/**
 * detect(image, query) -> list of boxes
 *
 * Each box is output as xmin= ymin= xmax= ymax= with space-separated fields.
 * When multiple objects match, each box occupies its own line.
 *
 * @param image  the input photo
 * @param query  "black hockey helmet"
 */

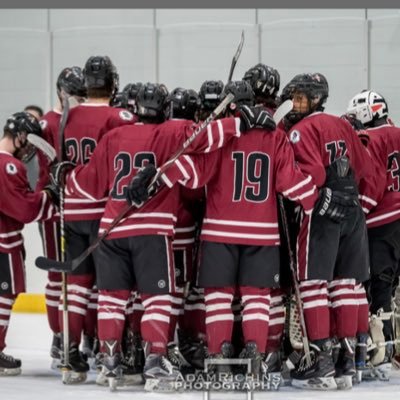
xmin=4 ymin=111 xmax=42 ymax=162
xmin=109 ymin=91 xmax=129 ymax=109
xmin=136 ymin=82 xmax=169 ymax=121
xmin=122 ymin=82 xmax=143 ymax=113
xmin=283 ymin=72 xmax=329 ymax=127
xmin=222 ymin=80 xmax=255 ymax=110
xmin=83 ymin=55 xmax=119 ymax=95
xmin=199 ymin=80 xmax=224 ymax=111
xmin=243 ymin=63 xmax=280 ymax=99
xmin=165 ymin=87 xmax=200 ymax=120
xmin=56 ymin=66 xmax=87 ymax=98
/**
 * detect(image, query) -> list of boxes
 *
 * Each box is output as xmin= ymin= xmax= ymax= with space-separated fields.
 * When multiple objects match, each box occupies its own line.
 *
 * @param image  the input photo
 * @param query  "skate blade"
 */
xmin=122 ymin=373 xmax=145 ymax=386
xmin=292 ymin=376 xmax=337 ymax=390
xmin=335 ymin=375 xmax=353 ymax=390
xmin=62 ymin=369 xmax=87 ymax=384
xmin=0 ymin=367 xmax=21 ymax=376
xmin=144 ymin=378 xmax=177 ymax=392
xmin=108 ymin=377 xmax=118 ymax=392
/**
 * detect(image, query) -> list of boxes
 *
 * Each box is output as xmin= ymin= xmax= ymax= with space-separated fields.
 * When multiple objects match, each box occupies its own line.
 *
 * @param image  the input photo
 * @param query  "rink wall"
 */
xmin=1 ymin=8 xmax=400 ymax=312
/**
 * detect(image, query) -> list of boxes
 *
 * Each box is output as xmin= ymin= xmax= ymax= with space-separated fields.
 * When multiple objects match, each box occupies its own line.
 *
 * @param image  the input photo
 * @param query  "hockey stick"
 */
xmin=35 ymin=93 xmax=235 ymax=273
xmin=57 ymin=94 xmax=72 ymax=375
xmin=27 ymin=134 xmax=57 ymax=163
xmin=227 ymin=30 xmax=245 ymax=83
xmin=278 ymin=195 xmax=312 ymax=365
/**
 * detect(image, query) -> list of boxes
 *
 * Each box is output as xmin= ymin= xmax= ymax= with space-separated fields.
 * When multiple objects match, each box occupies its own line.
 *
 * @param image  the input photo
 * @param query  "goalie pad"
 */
xmin=369 ymin=312 xmax=392 ymax=366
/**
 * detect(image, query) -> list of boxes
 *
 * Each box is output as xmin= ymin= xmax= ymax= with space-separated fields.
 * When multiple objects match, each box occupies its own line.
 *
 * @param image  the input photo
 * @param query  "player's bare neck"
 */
xmin=0 ymin=137 xmax=16 ymax=155
xmin=86 ymin=97 xmax=110 ymax=105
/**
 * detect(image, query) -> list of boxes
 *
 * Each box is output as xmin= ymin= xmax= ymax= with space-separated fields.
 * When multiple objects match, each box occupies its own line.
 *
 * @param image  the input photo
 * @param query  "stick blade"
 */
xmin=35 ymin=256 xmax=73 ymax=273
xmin=27 ymin=134 xmax=57 ymax=162
xmin=273 ymin=99 xmax=293 ymax=125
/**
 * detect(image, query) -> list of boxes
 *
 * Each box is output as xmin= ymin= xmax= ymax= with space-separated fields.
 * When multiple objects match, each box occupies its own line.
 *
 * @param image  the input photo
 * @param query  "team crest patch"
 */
xmin=39 ymin=120 xmax=48 ymax=130
xmin=6 ymin=163 xmax=17 ymax=175
xmin=290 ymin=130 xmax=301 ymax=144
xmin=119 ymin=110 xmax=134 ymax=121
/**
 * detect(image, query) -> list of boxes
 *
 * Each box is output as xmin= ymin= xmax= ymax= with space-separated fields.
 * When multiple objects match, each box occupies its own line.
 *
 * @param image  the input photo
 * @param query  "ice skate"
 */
xmin=204 ymin=341 xmax=234 ymax=382
xmin=50 ymin=334 xmax=62 ymax=371
xmin=82 ymin=334 xmax=98 ymax=370
xmin=143 ymin=353 xmax=183 ymax=392
xmin=120 ymin=333 xmax=145 ymax=385
xmin=0 ymin=351 xmax=21 ymax=376
xmin=167 ymin=342 xmax=192 ymax=374
xmin=239 ymin=341 xmax=263 ymax=377
xmin=263 ymin=350 xmax=283 ymax=386
xmin=335 ymin=337 xmax=356 ymax=390
xmin=291 ymin=340 xmax=337 ymax=390
xmin=96 ymin=341 xmax=123 ymax=392
xmin=61 ymin=345 xmax=89 ymax=384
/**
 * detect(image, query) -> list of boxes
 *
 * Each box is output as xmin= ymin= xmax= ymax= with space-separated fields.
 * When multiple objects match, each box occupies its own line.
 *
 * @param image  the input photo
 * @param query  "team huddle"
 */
xmin=0 ymin=53 xmax=399 ymax=393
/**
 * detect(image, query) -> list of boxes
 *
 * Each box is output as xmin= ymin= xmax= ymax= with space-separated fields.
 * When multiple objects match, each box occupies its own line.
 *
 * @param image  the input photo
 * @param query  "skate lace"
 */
xmin=0 ymin=352 xmax=16 ymax=362
xmin=297 ymin=351 xmax=316 ymax=372
xmin=167 ymin=346 xmax=187 ymax=367
xmin=161 ymin=356 xmax=174 ymax=374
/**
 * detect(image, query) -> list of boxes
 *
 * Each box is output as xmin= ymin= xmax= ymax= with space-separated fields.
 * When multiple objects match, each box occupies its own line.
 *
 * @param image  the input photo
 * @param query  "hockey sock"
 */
xmin=0 ymin=295 xmax=15 ymax=351
xmin=141 ymin=294 xmax=173 ymax=354
xmin=266 ymin=288 xmax=285 ymax=353
xmin=181 ymin=286 xmax=206 ymax=340
xmin=204 ymin=287 xmax=235 ymax=354
xmin=328 ymin=279 xmax=358 ymax=338
xmin=239 ymin=286 xmax=271 ymax=353
xmin=59 ymin=273 xmax=94 ymax=344
xmin=97 ymin=289 xmax=130 ymax=353
xmin=355 ymin=283 xmax=369 ymax=334
xmin=84 ymin=287 xmax=98 ymax=338
xmin=127 ymin=293 xmax=144 ymax=334
xmin=299 ymin=280 xmax=330 ymax=341
xmin=45 ymin=271 xmax=62 ymax=334
xmin=168 ymin=288 xmax=184 ymax=342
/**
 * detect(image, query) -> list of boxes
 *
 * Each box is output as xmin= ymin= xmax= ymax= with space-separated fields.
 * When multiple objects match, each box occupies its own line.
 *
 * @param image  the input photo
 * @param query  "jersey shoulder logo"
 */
xmin=290 ymin=130 xmax=301 ymax=144
xmin=119 ymin=110 xmax=134 ymax=121
xmin=39 ymin=119 xmax=48 ymax=130
xmin=5 ymin=162 xmax=18 ymax=175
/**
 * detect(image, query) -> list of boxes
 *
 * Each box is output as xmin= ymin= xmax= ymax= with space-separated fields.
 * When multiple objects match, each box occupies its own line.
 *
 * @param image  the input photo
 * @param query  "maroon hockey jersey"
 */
xmin=62 ymin=103 xmax=136 ymax=221
xmin=287 ymin=112 xmax=375 ymax=189
xmin=359 ymin=124 xmax=400 ymax=228
xmin=0 ymin=151 xmax=55 ymax=252
xmin=65 ymin=117 xmax=242 ymax=240
xmin=160 ymin=127 xmax=318 ymax=246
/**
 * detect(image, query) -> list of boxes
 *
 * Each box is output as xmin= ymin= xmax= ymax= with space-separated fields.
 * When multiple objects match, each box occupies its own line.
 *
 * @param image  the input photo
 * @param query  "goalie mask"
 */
xmin=346 ymin=90 xmax=388 ymax=128
xmin=283 ymin=72 xmax=329 ymax=128
xmin=165 ymin=87 xmax=200 ymax=121
xmin=57 ymin=66 xmax=87 ymax=99
xmin=4 ymin=111 xmax=42 ymax=162
xmin=136 ymin=82 xmax=169 ymax=122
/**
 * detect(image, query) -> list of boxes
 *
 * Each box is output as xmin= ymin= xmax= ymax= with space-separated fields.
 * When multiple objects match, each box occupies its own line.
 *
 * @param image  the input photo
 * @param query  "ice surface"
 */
xmin=3 ymin=313 xmax=400 ymax=400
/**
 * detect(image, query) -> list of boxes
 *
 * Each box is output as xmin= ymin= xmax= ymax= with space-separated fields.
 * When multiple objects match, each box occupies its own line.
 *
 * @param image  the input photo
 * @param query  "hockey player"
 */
xmin=36 ymin=66 xmax=86 ymax=369
xmin=347 ymin=90 xmax=400 ymax=378
xmin=163 ymin=87 xmax=204 ymax=371
xmin=244 ymin=63 xmax=287 ymax=373
xmin=55 ymin=82 xmax=276 ymax=391
xmin=282 ymin=73 xmax=374 ymax=390
xmin=125 ymin=81 xmax=319 ymax=380
xmin=57 ymin=55 xmax=136 ymax=383
xmin=0 ymin=112 xmax=56 ymax=375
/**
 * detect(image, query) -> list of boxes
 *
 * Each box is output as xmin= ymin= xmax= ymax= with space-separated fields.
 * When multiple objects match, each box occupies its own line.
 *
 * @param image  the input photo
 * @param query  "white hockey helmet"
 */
xmin=346 ymin=90 xmax=388 ymax=126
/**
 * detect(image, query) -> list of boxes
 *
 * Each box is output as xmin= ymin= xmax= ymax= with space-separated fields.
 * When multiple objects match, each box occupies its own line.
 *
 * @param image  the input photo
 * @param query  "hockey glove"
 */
xmin=126 ymin=164 xmax=160 ymax=207
xmin=43 ymin=182 xmax=60 ymax=209
xmin=51 ymin=161 xmax=76 ymax=186
xmin=314 ymin=187 xmax=358 ymax=223
xmin=239 ymin=105 xmax=276 ymax=132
